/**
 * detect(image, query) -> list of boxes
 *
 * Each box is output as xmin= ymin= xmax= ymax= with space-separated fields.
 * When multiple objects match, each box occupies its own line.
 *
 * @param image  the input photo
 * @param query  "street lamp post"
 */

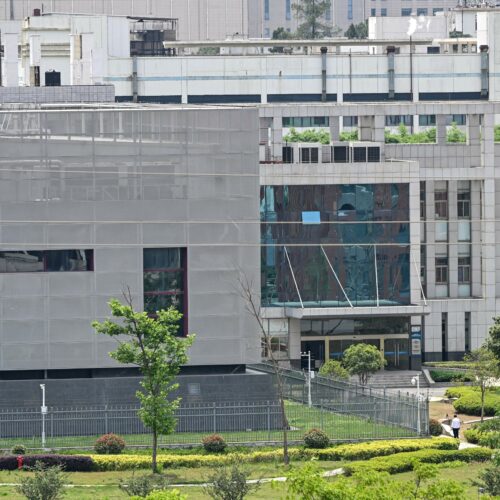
xmin=301 ymin=351 xmax=312 ymax=408
xmin=411 ymin=374 xmax=420 ymax=435
xmin=40 ymin=384 xmax=47 ymax=449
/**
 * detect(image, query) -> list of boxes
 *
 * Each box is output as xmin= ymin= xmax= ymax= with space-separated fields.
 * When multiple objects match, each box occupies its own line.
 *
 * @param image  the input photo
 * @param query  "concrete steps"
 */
xmin=362 ymin=370 xmax=430 ymax=389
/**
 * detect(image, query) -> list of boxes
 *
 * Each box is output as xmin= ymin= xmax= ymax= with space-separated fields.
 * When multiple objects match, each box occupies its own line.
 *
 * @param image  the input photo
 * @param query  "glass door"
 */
xmin=301 ymin=340 xmax=325 ymax=369
xmin=384 ymin=339 xmax=409 ymax=369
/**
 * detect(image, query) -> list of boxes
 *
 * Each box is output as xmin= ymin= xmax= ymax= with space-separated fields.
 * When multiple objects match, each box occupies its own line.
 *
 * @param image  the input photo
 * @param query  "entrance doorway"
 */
xmin=384 ymin=339 xmax=409 ymax=369
xmin=301 ymin=340 xmax=324 ymax=369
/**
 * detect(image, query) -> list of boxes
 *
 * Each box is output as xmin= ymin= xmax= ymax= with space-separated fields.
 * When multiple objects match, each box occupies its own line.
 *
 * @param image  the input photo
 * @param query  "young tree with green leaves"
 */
xmin=342 ymin=343 xmax=386 ymax=385
xmin=464 ymin=347 xmax=499 ymax=422
xmin=292 ymin=0 xmax=340 ymax=39
xmin=344 ymin=21 xmax=368 ymax=39
xmin=93 ymin=296 xmax=194 ymax=473
xmin=486 ymin=316 xmax=500 ymax=360
xmin=318 ymin=359 xmax=349 ymax=380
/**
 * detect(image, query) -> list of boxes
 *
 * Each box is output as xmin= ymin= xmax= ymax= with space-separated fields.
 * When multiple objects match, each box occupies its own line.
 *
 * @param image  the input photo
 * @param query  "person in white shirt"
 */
xmin=451 ymin=414 xmax=461 ymax=439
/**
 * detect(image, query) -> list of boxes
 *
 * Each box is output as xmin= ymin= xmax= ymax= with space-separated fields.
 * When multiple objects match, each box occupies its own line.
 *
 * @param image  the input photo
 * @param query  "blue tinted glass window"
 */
xmin=264 ymin=0 xmax=270 ymax=20
xmin=347 ymin=0 xmax=353 ymax=20
xmin=302 ymin=211 xmax=321 ymax=224
xmin=286 ymin=0 xmax=291 ymax=20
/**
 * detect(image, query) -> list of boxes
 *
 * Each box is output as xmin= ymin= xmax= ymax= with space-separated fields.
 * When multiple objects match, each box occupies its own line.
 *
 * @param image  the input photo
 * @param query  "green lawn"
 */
xmin=0 ymin=401 xmax=416 ymax=451
xmin=0 ymin=461 xmax=488 ymax=500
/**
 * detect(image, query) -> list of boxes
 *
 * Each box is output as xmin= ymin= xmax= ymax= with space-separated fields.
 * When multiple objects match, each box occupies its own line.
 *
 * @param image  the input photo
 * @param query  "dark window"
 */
xmin=367 ymin=147 xmax=380 ymax=162
xmin=282 ymin=146 xmax=294 ymax=163
xmin=353 ymin=147 xmax=367 ymax=162
xmin=282 ymin=116 xmax=329 ymax=127
xmin=264 ymin=0 xmax=269 ymax=20
xmin=371 ymin=8 xmax=376 ymax=16
xmin=286 ymin=0 xmax=291 ymax=20
xmin=433 ymin=8 xmax=444 ymax=15
xmin=427 ymin=46 xmax=440 ymax=54
xmin=333 ymin=146 xmax=349 ymax=163
xmin=143 ymin=248 xmax=187 ymax=334
xmin=457 ymin=189 xmax=471 ymax=218
xmin=0 ymin=250 xmax=93 ymax=273
xmin=442 ymin=312 xmax=448 ymax=361
xmin=300 ymin=147 xmax=319 ymax=163
xmin=381 ymin=8 xmax=387 ymax=16
xmin=385 ymin=115 xmax=413 ymax=126
xmin=417 ymin=8 xmax=428 ymax=16
xmin=45 ymin=71 xmax=61 ymax=86
xmin=420 ymin=181 xmax=426 ymax=219
xmin=464 ymin=312 xmax=471 ymax=352
xmin=436 ymin=257 xmax=448 ymax=284
xmin=401 ymin=8 xmax=412 ymax=16
xmin=446 ymin=114 xmax=466 ymax=126
xmin=419 ymin=114 xmax=436 ymax=126
xmin=435 ymin=190 xmax=448 ymax=219
xmin=458 ymin=257 xmax=471 ymax=283
xmin=343 ymin=116 xmax=358 ymax=127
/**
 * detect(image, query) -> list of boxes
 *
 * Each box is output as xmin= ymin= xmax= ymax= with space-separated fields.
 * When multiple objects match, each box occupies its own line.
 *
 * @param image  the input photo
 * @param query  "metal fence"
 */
xmin=0 ymin=366 xmax=428 ymax=450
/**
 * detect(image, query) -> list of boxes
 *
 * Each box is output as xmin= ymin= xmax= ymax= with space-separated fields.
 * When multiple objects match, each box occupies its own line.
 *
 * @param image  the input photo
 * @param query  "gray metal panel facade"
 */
xmin=0 ymin=106 xmax=261 ymax=370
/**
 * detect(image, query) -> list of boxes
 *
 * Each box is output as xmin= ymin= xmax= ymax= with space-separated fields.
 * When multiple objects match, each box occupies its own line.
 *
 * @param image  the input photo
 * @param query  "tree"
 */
xmin=92 ymin=296 xmax=195 ymax=473
xmin=318 ymin=359 xmax=349 ymax=380
xmin=272 ymin=27 xmax=294 ymax=40
xmin=238 ymin=274 xmax=291 ymax=465
xmin=342 ymin=343 xmax=386 ymax=385
xmin=464 ymin=347 xmax=499 ymax=422
xmin=344 ymin=21 xmax=368 ymax=39
xmin=486 ymin=316 xmax=500 ymax=360
xmin=16 ymin=462 xmax=66 ymax=500
xmin=292 ymin=0 xmax=340 ymax=39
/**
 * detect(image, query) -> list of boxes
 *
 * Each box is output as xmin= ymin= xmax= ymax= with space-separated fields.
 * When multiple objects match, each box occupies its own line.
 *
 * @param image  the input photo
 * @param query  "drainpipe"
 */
xmin=387 ymin=45 xmax=395 ymax=100
xmin=132 ymin=56 xmax=138 ymax=103
xmin=321 ymin=46 xmax=327 ymax=102
xmin=480 ymin=45 xmax=489 ymax=98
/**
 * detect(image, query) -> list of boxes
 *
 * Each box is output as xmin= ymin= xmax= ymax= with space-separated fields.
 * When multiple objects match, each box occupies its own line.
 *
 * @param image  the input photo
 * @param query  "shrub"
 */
xmin=23 ymin=455 xmax=94 ymax=472
xmin=89 ymin=438 xmax=457 ymax=471
xmin=318 ymin=360 xmax=349 ymax=380
xmin=202 ymin=434 xmax=227 ymax=454
xmin=94 ymin=433 xmax=126 ymax=455
xmin=132 ymin=490 xmax=187 ymax=500
xmin=474 ymin=452 xmax=500 ymax=496
xmin=477 ymin=417 xmax=500 ymax=432
xmin=203 ymin=464 xmax=260 ymax=500
xmin=344 ymin=447 xmax=492 ymax=476
xmin=283 ymin=127 xmax=331 ymax=145
xmin=479 ymin=432 xmax=500 ymax=449
xmin=428 ymin=419 xmax=443 ymax=436
xmin=429 ymin=370 xmax=473 ymax=383
xmin=16 ymin=461 xmax=66 ymax=500
xmin=12 ymin=444 xmax=27 ymax=455
xmin=445 ymin=387 xmax=500 ymax=416
xmin=464 ymin=428 xmax=482 ymax=444
xmin=119 ymin=473 xmax=170 ymax=497
xmin=303 ymin=428 xmax=330 ymax=449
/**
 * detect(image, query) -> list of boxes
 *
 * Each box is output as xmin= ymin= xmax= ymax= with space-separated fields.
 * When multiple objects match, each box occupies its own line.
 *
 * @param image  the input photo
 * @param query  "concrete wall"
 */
xmin=0 ymin=106 xmax=261 ymax=371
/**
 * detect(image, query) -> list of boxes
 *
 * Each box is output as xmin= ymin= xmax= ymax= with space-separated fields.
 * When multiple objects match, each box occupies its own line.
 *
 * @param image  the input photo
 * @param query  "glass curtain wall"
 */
xmin=260 ymin=184 xmax=410 ymax=307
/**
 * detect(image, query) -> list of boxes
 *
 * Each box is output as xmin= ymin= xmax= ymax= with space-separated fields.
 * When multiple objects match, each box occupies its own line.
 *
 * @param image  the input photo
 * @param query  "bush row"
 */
xmin=445 ymin=387 xmax=500 ymax=416
xmin=0 ymin=454 xmax=93 ymax=472
xmin=429 ymin=370 xmax=473 ymax=383
xmin=343 ymin=447 xmax=492 ymax=476
xmin=89 ymin=438 xmax=458 ymax=471
xmin=464 ymin=417 xmax=500 ymax=447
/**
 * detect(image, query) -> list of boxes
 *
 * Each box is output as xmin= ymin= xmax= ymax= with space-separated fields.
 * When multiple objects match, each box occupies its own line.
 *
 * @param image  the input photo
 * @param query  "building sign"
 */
xmin=411 ymin=327 xmax=421 ymax=356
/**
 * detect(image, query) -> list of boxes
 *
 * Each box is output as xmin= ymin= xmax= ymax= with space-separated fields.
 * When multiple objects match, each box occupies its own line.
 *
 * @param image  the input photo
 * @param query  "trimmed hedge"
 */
xmin=429 ymin=370 xmax=473 ymax=383
xmin=90 ymin=438 xmax=458 ymax=471
xmin=343 ymin=447 xmax=492 ymax=476
xmin=445 ymin=387 xmax=500 ymax=416
xmin=0 ymin=455 xmax=93 ymax=472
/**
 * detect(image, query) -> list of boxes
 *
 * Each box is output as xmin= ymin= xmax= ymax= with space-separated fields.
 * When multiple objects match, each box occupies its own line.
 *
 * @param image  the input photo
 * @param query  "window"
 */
xmin=347 ymin=0 xmax=353 ymax=20
xmin=385 ymin=115 xmax=413 ymax=126
xmin=419 ymin=115 xmax=436 ymax=126
xmin=367 ymin=147 xmax=380 ymax=162
xmin=143 ymin=248 xmax=187 ymax=334
xmin=458 ymin=257 xmax=471 ymax=283
xmin=436 ymin=257 xmax=449 ymax=284
xmin=325 ymin=4 xmax=331 ymax=20
xmin=333 ymin=146 xmax=349 ymax=163
xmin=442 ymin=312 xmax=448 ymax=361
xmin=433 ymin=8 xmax=444 ymax=15
xmin=381 ymin=8 xmax=387 ymax=16
xmin=353 ymin=147 xmax=367 ymax=162
xmin=417 ymin=8 xmax=428 ymax=16
xmin=286 ymin=0 xmax=291 ymax=20
xmin=282 ymin=146 xmax=294 ymax=163
xmin=464 ymin=312 xmax=471 ymax=352
xmin=282 ymin=116 xmax=329 ymax=127
xmin=457 ymin=190 xmax=471 ymax=218
xmin=371 ymin=8 xmax=376 ymax=16
xmin=401 ymin=8 xmax=412 ymax=16
xmin=300 ymin=147 xmax=319 ymax=163
xmin=343 ymin=116 xmax=358 ymax=127
xmin=427 ymin=46 xmax=440 ymax=54
xmin=264 ymin=0 xmax=269 ymax=20
xmin=446 ymin=114 xmax=466 ymax=126
xmin=435 ymin=190 xmax=448 ymax=219
xmin=0 ymin=250 xmax=93 ymax=273
xmin=420 ymin=181 xmax=426 ymax=219
xmin=264 ymin=27 xmax=270 ymax=37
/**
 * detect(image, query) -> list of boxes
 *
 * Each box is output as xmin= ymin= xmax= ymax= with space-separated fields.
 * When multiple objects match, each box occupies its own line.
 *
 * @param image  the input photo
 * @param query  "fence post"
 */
xmin=50 ymin=411 xmax=53 ymax=438
xmin=267 ymin=401 xmax=271 ymax=441
xmin=320 ymin=399 xmax=324 ymax=430
xmin=105 ymin=405 xmax=108 ymax=435
xmin=213 ymin=403 xmax=217 ymax=434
